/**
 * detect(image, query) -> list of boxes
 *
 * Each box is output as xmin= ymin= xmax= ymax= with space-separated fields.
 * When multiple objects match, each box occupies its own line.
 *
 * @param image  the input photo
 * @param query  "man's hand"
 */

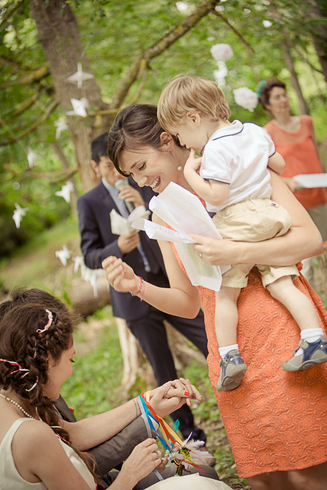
xmin=118 ymin=230 xmax=140 ymax=254
xmin=118 ymin=185 xmax=145 ymax=208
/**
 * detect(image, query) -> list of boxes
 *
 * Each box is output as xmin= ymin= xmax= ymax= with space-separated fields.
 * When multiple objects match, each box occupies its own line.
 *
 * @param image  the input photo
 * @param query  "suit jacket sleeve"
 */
xmin=87 ymin=416 xmax=151 ymax=476
xmin=77 ymin=193 xmax=123 ymax=270
xmin=55 ymin=395 xmax=151 ymax=477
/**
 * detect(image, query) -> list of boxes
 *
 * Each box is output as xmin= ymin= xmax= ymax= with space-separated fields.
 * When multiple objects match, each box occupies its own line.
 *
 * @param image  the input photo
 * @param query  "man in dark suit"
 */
xmin=77 ymin=133 xmax=210 ymax=446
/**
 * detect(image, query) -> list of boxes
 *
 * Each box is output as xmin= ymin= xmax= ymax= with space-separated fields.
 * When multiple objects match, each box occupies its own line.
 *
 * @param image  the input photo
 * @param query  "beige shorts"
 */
xmin=212 ymin=198 xmax=299 ymax=288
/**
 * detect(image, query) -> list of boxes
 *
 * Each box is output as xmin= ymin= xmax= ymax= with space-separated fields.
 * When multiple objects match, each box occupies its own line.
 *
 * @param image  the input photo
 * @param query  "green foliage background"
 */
xmin=1 ymin=0 xmax=327 ymax=258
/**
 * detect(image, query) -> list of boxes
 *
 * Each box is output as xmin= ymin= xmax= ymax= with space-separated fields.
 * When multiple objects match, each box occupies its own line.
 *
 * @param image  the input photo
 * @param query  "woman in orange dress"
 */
xmin=103 ymin=104 xmax=327 ymax=489
xmin=259 ymin=78 xmax=327 ymax=285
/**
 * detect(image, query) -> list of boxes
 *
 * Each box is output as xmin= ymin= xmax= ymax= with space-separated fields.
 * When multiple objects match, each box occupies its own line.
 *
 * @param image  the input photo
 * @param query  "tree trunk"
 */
xmin=29 ymin=0 xmax=220 ymax=193
xmin=29 ymin=0 xmax=111 ymax=192
xmin=281 ymin=34 xmax=310 ymax=115
xmin=52 ymin=142 xmax=79 ymax=215
xmin=309 ymin=0 xmax=327 ymax=84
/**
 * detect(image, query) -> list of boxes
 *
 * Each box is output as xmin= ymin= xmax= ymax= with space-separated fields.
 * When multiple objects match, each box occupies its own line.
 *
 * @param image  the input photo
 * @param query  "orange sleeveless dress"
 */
xmin=265 ymin=116 xmax=327 ymax=210
xmin=199 ymin=269 xmax=327 ymax=478
xmin=171 ymin=230 xmax=327 ymax=477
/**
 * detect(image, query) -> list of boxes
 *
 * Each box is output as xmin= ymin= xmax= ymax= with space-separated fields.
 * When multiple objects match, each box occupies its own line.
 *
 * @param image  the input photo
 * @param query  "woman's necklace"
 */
xmin=0 ymin=393 xmax=35 ymax=419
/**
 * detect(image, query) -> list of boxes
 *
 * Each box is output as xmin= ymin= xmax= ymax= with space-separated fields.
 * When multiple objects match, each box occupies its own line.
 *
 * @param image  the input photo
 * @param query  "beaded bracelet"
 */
xmin=132 ymin=276 xmax=145 ymax=302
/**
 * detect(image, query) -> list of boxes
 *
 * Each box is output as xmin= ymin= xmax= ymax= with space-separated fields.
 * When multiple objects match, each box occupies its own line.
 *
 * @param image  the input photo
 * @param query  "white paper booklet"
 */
xmin=132 ymin=182 xmax=230 ymax=292
xmin=110 ymin=205 xmax=150 ymax=235
xmin=293 ymin=173 xmax=327 ymax=188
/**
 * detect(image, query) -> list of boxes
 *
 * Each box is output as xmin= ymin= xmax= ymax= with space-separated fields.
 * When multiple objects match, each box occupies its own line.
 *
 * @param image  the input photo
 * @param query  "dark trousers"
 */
xmin=126 ymin=277 xmax=208 ymax=442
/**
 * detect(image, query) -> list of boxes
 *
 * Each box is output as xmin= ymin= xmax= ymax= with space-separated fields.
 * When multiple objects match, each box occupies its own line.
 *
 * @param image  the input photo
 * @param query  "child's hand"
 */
xmin=184 ymin=148 xmax=202 ymax=175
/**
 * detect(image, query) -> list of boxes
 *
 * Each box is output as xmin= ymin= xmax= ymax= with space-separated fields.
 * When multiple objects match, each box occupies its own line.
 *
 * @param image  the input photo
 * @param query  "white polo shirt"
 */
xmin=201 ymin=120 xmax=276 ymax=212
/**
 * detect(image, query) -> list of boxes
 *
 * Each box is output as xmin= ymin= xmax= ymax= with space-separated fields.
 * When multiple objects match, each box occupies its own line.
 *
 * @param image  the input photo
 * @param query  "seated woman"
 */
xmin=0 ymin=290 xmax=227 ymax=490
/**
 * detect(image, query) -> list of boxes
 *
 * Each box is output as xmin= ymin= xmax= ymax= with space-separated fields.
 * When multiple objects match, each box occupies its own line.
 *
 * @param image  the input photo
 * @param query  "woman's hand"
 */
xmin=102 ymin=256 xmax=139 ymax=294
xmin=189 ymin=234 xmax=237 ymax=266
xmin=148 ymin=379 xmax=202 ymax=419
xmin=281 ymin=177 xmax=305 ymax=193
xmin=115 ymin=439 xmax=163 ymax=489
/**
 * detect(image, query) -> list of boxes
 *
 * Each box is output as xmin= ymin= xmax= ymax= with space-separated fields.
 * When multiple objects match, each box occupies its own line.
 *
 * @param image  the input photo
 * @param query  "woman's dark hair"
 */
xmin=0 ymin=289 xmax=97 ymax=479
xmin=108 ymin=104 xmax=181 ymax=176
xmin=259 ymin=78 xmax=286 ymax=110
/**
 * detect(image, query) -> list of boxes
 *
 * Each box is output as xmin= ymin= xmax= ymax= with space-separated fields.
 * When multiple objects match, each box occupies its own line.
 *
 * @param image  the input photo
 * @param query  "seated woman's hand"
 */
xmin=102 ymin=256 xmax=139 ymax=294
xmin=118 ymin=439 xmax=163 ymax=487
xmin=149 ymin=379 xmax=202 ymax=418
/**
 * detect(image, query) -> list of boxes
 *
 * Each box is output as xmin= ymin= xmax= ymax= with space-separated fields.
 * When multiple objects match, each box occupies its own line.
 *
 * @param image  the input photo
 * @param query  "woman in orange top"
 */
xmin=259 ymin=79 xmax=327 ymax=284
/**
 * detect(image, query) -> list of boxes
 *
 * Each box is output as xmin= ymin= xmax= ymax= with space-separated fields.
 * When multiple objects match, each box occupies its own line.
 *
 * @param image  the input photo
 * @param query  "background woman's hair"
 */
xmin=259 ymin=78 xmax=286 ymax=110
xmin=0 ymin=289 xmax=97 ymax=479
xmin=157 ymin=75 xmax=231 ymax=129
xmin=108 ymin=104 xmax=181 ymax=176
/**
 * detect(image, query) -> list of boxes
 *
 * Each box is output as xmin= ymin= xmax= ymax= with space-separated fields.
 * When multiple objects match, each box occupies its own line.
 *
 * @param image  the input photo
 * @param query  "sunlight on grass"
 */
xmin=0 ymin=217 xmax=80 ymax=292
xmin=61 ymin=306 xmax=124 ymax=420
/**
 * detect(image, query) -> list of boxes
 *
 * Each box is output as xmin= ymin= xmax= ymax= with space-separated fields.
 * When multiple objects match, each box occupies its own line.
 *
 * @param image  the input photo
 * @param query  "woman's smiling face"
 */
xmin=119 ymin=145 xmax=179 ymax=193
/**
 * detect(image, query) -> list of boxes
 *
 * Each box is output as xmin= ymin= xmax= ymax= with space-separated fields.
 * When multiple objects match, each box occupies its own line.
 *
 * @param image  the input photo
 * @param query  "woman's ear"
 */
xmin=160 ymin=132 xmax=174 ymax=150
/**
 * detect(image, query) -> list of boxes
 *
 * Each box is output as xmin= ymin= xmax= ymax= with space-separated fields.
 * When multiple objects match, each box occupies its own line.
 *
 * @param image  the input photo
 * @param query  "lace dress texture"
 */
xmin=199 ymin=267 xmax=327 ymax=478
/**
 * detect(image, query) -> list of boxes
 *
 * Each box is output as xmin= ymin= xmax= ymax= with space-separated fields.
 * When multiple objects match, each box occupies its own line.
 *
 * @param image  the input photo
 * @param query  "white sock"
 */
xmin=219 ymin=344 xmax=239 ymax=358
xmin=294 ymin=328 xmax=324 ymax=357
xmin=300 ymin=328 xmax=323 ymax=343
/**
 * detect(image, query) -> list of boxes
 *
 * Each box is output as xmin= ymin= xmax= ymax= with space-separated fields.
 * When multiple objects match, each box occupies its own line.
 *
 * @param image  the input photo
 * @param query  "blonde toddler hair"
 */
xmin=157 ymin=75 xmax=231 ymax=130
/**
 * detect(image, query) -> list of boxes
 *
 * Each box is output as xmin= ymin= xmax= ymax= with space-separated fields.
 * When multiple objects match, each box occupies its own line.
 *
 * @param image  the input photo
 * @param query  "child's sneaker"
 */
xmin=216 ymin=349 xmax=247 ymax=392
xmin=283 ymin=335 xmax=327 ymax=372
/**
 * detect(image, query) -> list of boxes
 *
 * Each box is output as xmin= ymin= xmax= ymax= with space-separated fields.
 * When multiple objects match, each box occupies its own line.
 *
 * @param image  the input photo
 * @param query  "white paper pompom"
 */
xmin=210 ymin=43 xmax=233 ymax=61
xmin=233 ymin=87 xmax=258 ymax=112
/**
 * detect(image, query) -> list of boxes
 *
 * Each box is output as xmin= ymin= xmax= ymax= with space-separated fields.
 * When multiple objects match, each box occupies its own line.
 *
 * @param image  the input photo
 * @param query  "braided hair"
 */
xmin=0 ymin=290 xmax=97 ymax=479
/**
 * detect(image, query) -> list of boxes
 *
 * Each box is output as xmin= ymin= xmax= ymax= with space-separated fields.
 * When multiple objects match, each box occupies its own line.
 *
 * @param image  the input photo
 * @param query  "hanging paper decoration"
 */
xmin=55 ymin=119 xmax=68 ymax=140
xmin=66 ymin=98 xmax=89 ymax=117
xmin=82 ymin=267 xmax=104 ymax=298
xmin=72 ymin=256 xmax=85 ymax=275
xmin=55 ymin=181 xmax=74 ymax=203
xmin=233 ymin=87 xmax=258 ymax=112
xmin=13 ymin=203 xmax=29 ymax=228
xmin=55 ymin=244 xmax=72 ymax=266
xmin=210 ymin=43 xmax=233 ymax=62
xmin=27 ymin=147 xmax=41 ymax=168
xmin=67 ymin=62 xmax=94 ymax=89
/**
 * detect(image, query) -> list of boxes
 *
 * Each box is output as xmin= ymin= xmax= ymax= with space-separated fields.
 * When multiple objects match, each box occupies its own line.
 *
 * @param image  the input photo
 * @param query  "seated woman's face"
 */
xmin=119 ymin=145 xmax=179 ymax=194
xmin=43 ymin=343 xmax=75 ymax=400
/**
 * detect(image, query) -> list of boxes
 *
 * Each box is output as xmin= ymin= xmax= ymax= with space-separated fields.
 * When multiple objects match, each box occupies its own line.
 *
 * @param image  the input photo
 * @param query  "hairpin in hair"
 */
xmin=0 ymin=358 xmax=29 ymax=375
xmin=255 ymin=80 xmax=267 ymax=97
xmin=25 ymin=376 xmax=38 ymax=392
xmin=36 ymin=309 xmax=53 ymax=334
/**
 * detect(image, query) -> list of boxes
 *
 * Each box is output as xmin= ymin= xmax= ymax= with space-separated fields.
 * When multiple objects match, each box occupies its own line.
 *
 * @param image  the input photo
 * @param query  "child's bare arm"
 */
xmin=184 ymin=149 xmax=229 ymax=206
xmin=268 ymin=152 xmax=285 ymax=175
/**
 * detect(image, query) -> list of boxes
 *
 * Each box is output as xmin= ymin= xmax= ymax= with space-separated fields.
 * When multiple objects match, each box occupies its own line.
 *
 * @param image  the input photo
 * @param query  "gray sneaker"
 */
xmin=216 ymin=349 xmax=247 ymax=392
xmin=283 ymin=335 xmax=327 ymax=372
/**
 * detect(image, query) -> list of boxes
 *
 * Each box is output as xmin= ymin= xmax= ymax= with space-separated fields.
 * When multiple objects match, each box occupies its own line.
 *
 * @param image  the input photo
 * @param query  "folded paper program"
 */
xmin=132 ymin=182 xmax=230 ymax=292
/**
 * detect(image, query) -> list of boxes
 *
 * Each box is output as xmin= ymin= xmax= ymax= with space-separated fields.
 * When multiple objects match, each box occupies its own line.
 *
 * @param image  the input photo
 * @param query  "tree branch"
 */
xmin=0 ymin=100 xmax=58 ymax=146
xmin=3 ymin=165 xmax=78 ymax=184
xmin=293 ymin=46 xmax=323 ymax=74
xmin=109 ymin=0 xmax=220 ymax=109
xmin=130 ymin=59 xmax=148 ymax=104
xmin=0 ymin=0 xmax=28 ymax=30
xmin=4 ymin=62 xmax=50 ymax=87
xmin=211 ymin=11 xmax=255 ymax=53
xmin=3 ymin=86 xmax=53 ymax=123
